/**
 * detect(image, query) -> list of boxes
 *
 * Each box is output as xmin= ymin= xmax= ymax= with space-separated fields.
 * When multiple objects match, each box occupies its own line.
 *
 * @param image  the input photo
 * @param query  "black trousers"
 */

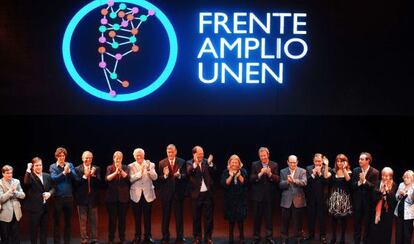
xmin=28 ymin=208 xmax=48 ymax=244
xmin=0 ymin=214 xmax=20 ymax=244
xmin=281 ymin=206 xmax=304 ymax=239
xmin=107 ymin=201 xmax=129 ymax=242
xmin=252 ymin=199 xmax=273 ymax=240
xmin=353 ymin=203 xmax=374 ymax=244
xmin=161 ymin=197 xmax=184 ymax=241
xmin=131 ymin=197 xmax=152 ymax=239
xmin=307 ymin=198 xmax=326 ymax=237
xmin=192 ymin=192 xmax=214 ymax=241
xmin=395 ymin=217 xmax=413 ymax=244
xmin=53 ymin=196 xmax=73 ymax=244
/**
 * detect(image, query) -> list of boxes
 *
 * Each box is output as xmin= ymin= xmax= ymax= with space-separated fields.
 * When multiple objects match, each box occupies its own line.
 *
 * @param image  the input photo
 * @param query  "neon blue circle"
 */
xmin=62 ymin=0 xmax=178 ymax=102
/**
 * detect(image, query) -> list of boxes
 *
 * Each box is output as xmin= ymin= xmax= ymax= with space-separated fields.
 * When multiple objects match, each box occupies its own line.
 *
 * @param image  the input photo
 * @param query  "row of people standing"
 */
xmin=305 ymin=152 xmax=414 ymax=244
xmin=1 ymin=146 xmax=413 ymax=244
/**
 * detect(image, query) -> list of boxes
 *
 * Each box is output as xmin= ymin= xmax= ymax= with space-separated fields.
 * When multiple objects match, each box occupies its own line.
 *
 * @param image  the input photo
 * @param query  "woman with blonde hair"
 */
xmin=394 ymin=170 xmax=414 ymax=244
xmin=367 ymin=167 xmax=397 ymax=244
xmin=221 ymin=154 xmax=248 ymax=243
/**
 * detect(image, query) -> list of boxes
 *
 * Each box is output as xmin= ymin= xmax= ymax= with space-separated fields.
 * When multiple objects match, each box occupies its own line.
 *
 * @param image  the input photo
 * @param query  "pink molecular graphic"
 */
xmin=98 ymin=0 xmax=155 ymax=96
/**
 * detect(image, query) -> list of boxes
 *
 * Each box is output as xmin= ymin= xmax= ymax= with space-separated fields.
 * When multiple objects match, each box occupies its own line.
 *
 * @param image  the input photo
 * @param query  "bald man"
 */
xmin=279 ymin=155 xmax=307 ymax=244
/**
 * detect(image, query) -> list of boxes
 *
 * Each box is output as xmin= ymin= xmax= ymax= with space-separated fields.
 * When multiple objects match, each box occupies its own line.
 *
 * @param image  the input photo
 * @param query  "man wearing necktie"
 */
xmin=74 ymin=151 xmax=101 ymax=244
xmin=351 ymin=152 xmax=379 ymax=244
xmin=186 ymin=146 xmax=216 ymax=244
xmin=158 ymin=144 xmax=188 ymax=244
xmin=250 ymin=147 xmax=280 ymax=244
xmin=23 ymin=157 xmax=55 ymax=244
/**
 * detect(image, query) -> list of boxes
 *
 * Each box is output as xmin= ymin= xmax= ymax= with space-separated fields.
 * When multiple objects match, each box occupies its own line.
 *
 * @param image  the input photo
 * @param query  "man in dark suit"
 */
xmin=74 ymin=151 xmax=101 ymax=244
xmin=250 ymin=147 xmax=279 ymax=244
xmin=158 ymin=144 xmax=188 ymax=244
xmin=23 ymin=157 xmax=55 ymax=244
xmin=186 ymin=146 xmax=216 ymax=244
xmin=351 ymin=152 xmax=379 ymax=244
xmin=304 ymin=153 xmax=328 ymax=243
xmin=280 ymin=155 xmax=307 ymax=244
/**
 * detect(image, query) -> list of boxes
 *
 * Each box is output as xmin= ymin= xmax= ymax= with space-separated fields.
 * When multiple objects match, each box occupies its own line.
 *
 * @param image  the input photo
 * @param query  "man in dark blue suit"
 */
xmin=158 ymin=144 xmax=188 ymax=244
xmin=23 ymin=157 xmax=55 ymax=244
xmin=250 ymin=147 xmax=279 ymax=244
xmin=186 ymin=146 xmax=216 ymax=244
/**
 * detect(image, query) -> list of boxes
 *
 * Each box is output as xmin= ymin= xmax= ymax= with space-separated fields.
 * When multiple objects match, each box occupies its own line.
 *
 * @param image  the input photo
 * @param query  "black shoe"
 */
xmin=175 ymin=237 xmax=186 ymax=244
xmin=205 ymin=239 xmax=213 ymax=244
xmin=265 ymin=238 xmax=275 ymax=244
xmin=192 ymin=239 xmax=201 ymax=244
xmin=133 ymin=237 xmax=141 ymax=244
xmin=305 ymin=235 xmax=315 ymax=241
xmin=329 ymin=238 xmax=336 ymax=244
xmin=280 ymin=238 xmax=287 ymax=244
xmin=144 ymin=237 xmax=155 ymax=244
xmin=252 ymin=239 xmax=260 ymax=244
xmin=321 ymin=236 xmax=327 ymax=244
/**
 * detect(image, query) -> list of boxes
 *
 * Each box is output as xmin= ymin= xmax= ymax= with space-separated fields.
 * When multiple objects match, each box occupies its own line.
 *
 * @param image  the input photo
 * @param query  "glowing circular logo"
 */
xmin=63 ymin=0 xmax=178 ymax=102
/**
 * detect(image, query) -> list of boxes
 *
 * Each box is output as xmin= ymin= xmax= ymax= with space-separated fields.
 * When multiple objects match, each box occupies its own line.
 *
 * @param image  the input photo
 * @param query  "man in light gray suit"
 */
xmin=279 ymin=155 xmax=307 ymax=244
xmin=129 ymin=148 xmax=158 ymax=244
xmin=0 ymin=165 xmax=26 ymax=243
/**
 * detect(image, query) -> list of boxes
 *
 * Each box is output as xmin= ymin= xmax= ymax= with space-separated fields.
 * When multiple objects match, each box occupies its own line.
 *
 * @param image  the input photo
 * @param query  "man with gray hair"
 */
xmin=158 ymin=144 xmax=188 ymax=244
xmin=129 ymin=148 xmax=157 ymax=244
xmin=250 ymin=147 xmax=279 ymax=244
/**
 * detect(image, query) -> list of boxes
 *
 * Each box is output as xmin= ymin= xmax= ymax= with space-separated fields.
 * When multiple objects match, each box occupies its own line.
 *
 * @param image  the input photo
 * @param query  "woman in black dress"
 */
xmin=324 ymin=154 xmax=352 ymax=244
xmin=221 ymin=154 xmax=248 ymax=244
xmin=367 ymin=167 xmax=397 ymax=244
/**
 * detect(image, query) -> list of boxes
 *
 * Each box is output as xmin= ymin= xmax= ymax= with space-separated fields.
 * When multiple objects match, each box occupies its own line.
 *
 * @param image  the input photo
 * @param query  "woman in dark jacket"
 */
xmin=221 ymin=154 xmax=248 ymax=244
xmin=105 ymin=151 xmax=130 ymax=244
xmin=367 ymin=167 xmax=397 ymax=244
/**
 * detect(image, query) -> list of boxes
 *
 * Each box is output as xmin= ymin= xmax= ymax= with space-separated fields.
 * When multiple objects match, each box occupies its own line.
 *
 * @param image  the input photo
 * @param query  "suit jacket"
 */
xmin=0 ymin=178 xmax=26 ymax=222
xmin=157 ymin=157 xmax=188 ymax=200
xmin=279 ymin=167 xmax=307 ymax=208
xmin=249 ymin=160 xmax=279 ymax=202
xmin=74 ymin=164 xmax=102 ymax=206
xmin=129 ymin=161 xmax=158 ymax=203
xmin=105 ymin=164 xmax=130 ymax=203
xmin=305 ymin=164 xmax=329 ymax=202
xmin=186 ymin=158 xmax=216 ymax=199
xmin=23 ymin=172 xmax=55 ymax=212
xmin=351 ymin=166 xmax=379 ymax=210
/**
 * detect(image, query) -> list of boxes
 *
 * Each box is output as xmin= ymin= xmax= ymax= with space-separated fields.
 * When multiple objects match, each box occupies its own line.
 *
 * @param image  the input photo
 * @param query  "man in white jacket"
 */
xmin=129 ymin=148 xmax=157 ymax=244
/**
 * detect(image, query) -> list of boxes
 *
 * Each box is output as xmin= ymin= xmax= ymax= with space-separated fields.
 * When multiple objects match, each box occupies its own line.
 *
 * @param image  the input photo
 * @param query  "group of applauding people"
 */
xmin=0 ymin=145 xmax=413 ymax=244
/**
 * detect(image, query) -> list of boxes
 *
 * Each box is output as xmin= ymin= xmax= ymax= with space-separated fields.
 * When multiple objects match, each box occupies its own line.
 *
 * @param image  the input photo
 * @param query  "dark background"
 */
xmin=0 ymin=0 xmax=411 ymax=115
xmin=0 ymin=0 xmax=411 ymax=185
xmin=0 ymin=0 xmax=412 ymax=241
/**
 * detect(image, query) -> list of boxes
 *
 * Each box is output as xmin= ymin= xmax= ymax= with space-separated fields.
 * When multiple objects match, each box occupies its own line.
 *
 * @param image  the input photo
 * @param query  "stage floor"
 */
xmin=18 ymin=189 xmax=401 ymax=243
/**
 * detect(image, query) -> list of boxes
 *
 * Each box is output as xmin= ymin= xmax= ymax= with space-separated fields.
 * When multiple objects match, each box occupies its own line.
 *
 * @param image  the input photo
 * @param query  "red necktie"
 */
xmin=87 ymin=167 xmax=91 ymax=193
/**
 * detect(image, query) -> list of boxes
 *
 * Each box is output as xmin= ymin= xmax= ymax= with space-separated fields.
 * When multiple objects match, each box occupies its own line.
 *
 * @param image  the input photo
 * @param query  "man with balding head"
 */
xmin=279 ymin=155 xmax=307 ymax=244
xmin=186 ymin=146 xmax=216 ymax=244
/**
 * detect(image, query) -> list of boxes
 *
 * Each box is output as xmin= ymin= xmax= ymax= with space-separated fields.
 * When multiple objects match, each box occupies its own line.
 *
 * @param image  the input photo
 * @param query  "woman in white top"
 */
xmin=394 ymin=170 xmax=414 ymax=244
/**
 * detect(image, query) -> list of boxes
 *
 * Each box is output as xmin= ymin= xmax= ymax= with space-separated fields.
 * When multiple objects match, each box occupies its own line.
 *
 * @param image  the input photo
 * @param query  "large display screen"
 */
xmin=0 ymin=0 xmax=410 ymax=115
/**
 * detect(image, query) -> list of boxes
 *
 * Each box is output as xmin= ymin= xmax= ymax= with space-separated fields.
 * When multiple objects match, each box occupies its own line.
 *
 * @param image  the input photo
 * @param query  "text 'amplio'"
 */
xmin=197 ymin=12 xmax=308 ymax=84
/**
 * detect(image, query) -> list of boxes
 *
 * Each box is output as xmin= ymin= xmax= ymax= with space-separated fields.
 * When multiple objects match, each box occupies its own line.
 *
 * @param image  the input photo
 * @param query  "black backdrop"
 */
xmin=0 ymin=0 xmax=411 ymax=115
xmin=0 ymin=0 xmax=412 ymax=180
